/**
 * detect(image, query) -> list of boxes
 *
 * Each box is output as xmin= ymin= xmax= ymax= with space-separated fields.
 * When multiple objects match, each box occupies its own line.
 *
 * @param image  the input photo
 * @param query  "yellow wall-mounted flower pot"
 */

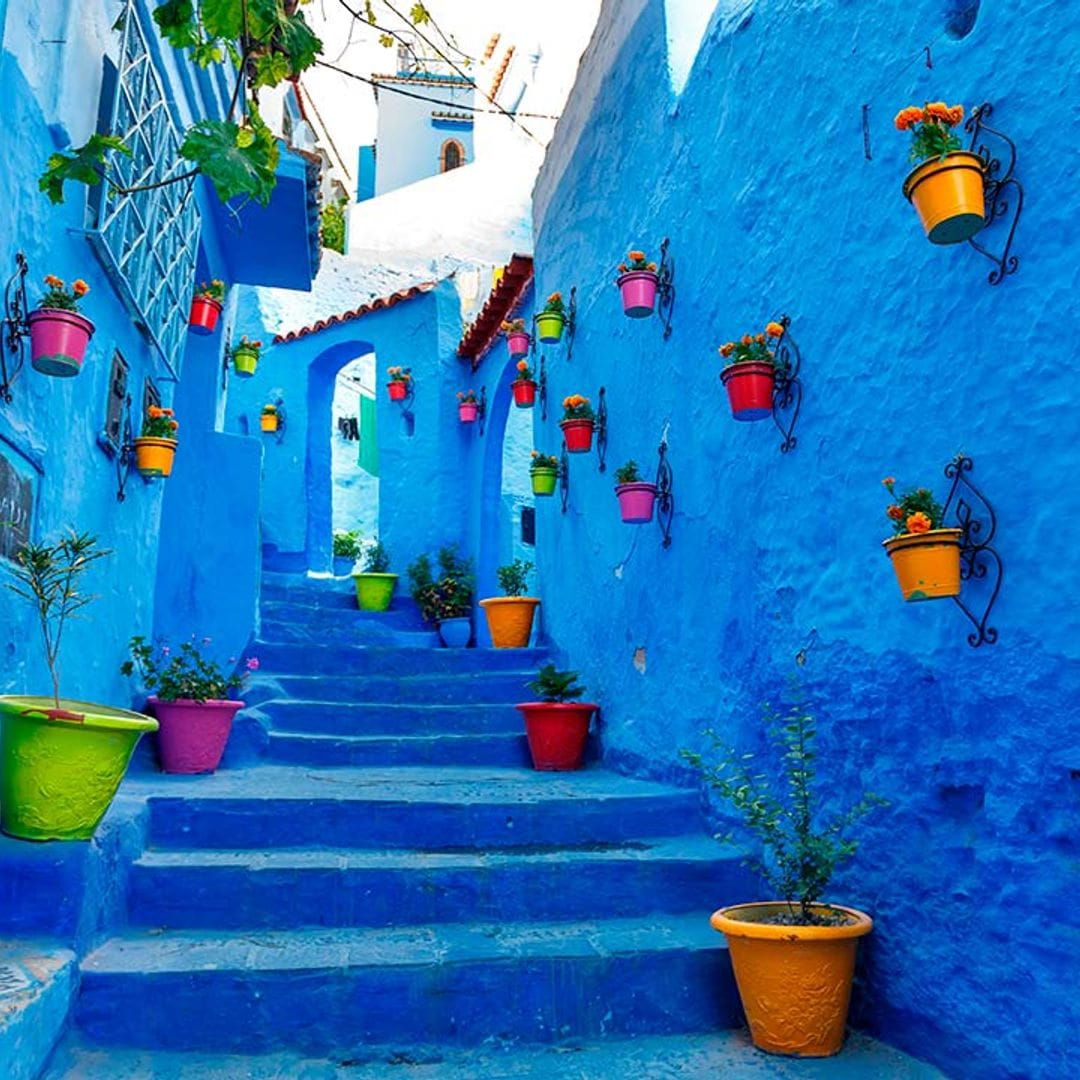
xmin=260 ymin=413 xmax=278 ymax=433
xmin=883 ymin=527 xmax=963 ymax=601
xmin=902 ymin=150 xmax=985 ymax=244
xmin=133 ymin=437 xmax=177 ymax=478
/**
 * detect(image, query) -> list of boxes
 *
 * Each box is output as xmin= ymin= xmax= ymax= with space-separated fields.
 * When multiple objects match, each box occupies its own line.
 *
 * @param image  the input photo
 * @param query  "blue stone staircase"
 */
xmin=30 ymin=572 xmax=942 ymax=1076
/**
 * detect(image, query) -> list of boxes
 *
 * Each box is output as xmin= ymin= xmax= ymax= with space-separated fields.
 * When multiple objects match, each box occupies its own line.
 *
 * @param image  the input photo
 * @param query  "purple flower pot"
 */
xmin=616 ymin=272 xmax=659 ymax=318
xmin=615 ymin=482 xmax=658 ymax=524
xmin=28 ymin=308 xmax=94 ymax=376
xmin=149 ymin=697 xmax=243 ymax=774
xmin=507 ymin=332 xmax=531 ymax=358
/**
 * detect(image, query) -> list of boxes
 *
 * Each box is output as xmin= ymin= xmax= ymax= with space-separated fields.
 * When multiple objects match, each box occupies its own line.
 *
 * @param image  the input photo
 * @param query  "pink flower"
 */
xmin=160 ymin=646 xmax=171 ymax=657
xmin=202 ymin=636 xmax=212 ymax=646
xmin=246 ymin=657 xmax=260 ymax=671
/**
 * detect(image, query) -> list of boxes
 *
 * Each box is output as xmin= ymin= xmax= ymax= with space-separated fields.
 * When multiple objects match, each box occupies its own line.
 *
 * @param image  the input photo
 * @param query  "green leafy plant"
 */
xmin=39 ymin=274 xmax=90 ymax=312
xmin=717 ymin=321 xmax=786 ymax=368
xmin=560 ymin=395 xmax=594 ymax=421
xmin=614 ymin=460 xmax=642 ymax=485
xmin=527 ymin=663 xmax=585 ymax=703
xmin=121 ymin=635 xmax=257 ymax=703
xmin=3 ymin=529 xmax=110 ymax=707
xmin=496 ymin=559 xmax=532 ymax=597
xmin=881 ymin=476 xmax=945 ymax=536
xmin=232 ymin=336 xmax=262 ymax=359
xmin=530 ymin=451 xmax=559 ymax=471
xmin=320 ymin=198 xmax=348 ymax=253
xmin=387 ymin=366 xmax=411 ymax=384
xmin=141 ymin=404 xmax=180 ymax=440
xmin=194 ymin=279 xmax=226 ymax=302
xmin=407 ymin=546 xmax=474 ymax=622
xmin=500 ymin=319 xmax=527 ymax=335
xmin=457 ymin=389 xmax=479 ymax=405
xmin=363 ymin=540 xmax=392 ymax=574
xmin=681 ymin=684 xmax=886 ymax=925
xmin=895 ymin=102 xmax=965 ymax=163
xmin=616 ymin=249 xmax=658 ymax=276
xmin=333 ymin=529 xmax=363 ymax=560
xmin=261 ymin=404 xmax=278 ymax=416
xmin=540 ymin=291 xmax=564 ymax=315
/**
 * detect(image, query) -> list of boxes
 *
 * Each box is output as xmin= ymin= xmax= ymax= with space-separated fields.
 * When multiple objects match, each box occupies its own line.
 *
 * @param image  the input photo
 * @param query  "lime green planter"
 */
xmin=536 ymin=312 xmax=565 ymax=344
xmin=353 ymin=572 xmax=399 ymax=612
xmin=0 ymin=697 xmax=157 ymax=841
xmin=232 ymin=347 xmax=259 ymax=378
xmin=531 ymin=467 xmax=558 ymax=496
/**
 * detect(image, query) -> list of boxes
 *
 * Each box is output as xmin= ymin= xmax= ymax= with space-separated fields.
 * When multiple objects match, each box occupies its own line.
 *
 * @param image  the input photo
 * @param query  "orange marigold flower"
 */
xmin=741 ymin=335 xmax=753 ymax=346
xmin=548 ymin=292 xmax=561 ymax=302
xmin=882 ymin=476 xmax=896 ymax=488
xmin=44 ymin=274 xmax=64 ymax=288
xmin=628 ymin=250 xmax=645 ymax=262
xmin=887 ymin=505 xmax=905 ymax=521
xmin=646 ymin=262 xmax=657 ymax=272
xmin=906 ymin=511 xmax=932 ymax=534
xmin=755 ymin=333 xmax=766 ymax=344
xmin=169 ymin=420 xmax=179 ymax=430
xmin=148 ymin=405 xmax=162 ymax=418
xmin=72 ymin=279 xmax=90 ymax=297
xmin=719 ymin=343 xmax=735 ymax=357
xmin=924 ymin=101 xmax=950 ymax=122
xmin=948 ymin=104 xmax=964 ymax=125
xmin=765 ymin=321 xmax=785 ymax=338
xmin=894 ymin=106 xmax=924 ymax=131
xmin=618 ymin=264 xmax=628 ymax=273
xmin=517 ymin=359 xmax=528 ymax=372
xmin=162 ymin=408 xmax=174 ymax=416
xmin=531 ymin=450 xmax=539 ymax=458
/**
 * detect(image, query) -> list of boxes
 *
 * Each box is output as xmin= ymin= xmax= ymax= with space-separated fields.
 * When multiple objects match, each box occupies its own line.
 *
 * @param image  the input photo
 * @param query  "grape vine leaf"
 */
xmin=39 ymin=135 xmax=132 ymax=205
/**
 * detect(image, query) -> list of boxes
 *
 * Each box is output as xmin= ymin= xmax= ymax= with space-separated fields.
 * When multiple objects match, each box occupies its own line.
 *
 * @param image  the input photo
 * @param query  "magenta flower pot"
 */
xmin=149 ymin=697 xmax=243 ymax=774
xmin=28 ymin=308 xmax=94 ymax=376
xmin=507 ymin=332 xmax=531 ymax=358
xmin=615 ymin=482 xmax=658 ymax=524
xmin=459 ymin=402 xmax=479 ymax=423
xmin=617 ymin=272 xmax=658 ymax=318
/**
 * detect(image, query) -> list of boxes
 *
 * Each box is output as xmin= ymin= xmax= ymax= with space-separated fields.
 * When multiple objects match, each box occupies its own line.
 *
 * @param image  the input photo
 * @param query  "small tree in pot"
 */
xmin=480 ymin=558 xmax=540 ymax=648
xmin=407 ymin=546 xmax=474 ymax=647
xmin=352 ymin=539 xmax=398 ymax=612
xmin=682 ymin=684 xmax=885 ymax=1057
xmin=516 ymin=664 xmax=598 ymax=770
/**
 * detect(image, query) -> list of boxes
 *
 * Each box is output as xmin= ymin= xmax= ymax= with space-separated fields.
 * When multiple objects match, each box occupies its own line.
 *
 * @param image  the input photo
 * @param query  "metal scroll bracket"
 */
xmin=115 ymin=394 xmax=136 ymax=502
xmin=655 ymin=432 xmax=674 ymax=548
xmin=560 ymin=441 xmax=571 ymax=515
xmin=2 ymin=252 xmax=30 ymax=403
xmin=657 ymin=238 xmax=676 ymax=340
xmin=942 ymin=453 xmax=1002 ymax=647
xmin=539 ymin=354 xmax=548 ymax=421
xmin=965 ymin=102 xmax=1022 ymax=286
xmin=772 ymin=314 xmax=803 ymax=454
xmin=477 ymin=385 xmax=488 ymax=436
xmin=595 ymin=386 xmax=608 ymax=472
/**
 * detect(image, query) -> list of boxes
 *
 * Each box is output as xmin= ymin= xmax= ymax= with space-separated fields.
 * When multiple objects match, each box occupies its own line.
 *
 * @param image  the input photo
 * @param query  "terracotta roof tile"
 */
xmin=489 ymin=46 xmax=516 ymax=100
xmin=274 ymin=282 xmax=437 ymax=344
xmin=456 ymin=254 xmax=534 ymax=368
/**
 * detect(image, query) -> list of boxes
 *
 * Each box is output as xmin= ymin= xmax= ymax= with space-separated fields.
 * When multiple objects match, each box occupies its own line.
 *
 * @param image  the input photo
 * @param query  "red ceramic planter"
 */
xmin=720 ymin=362 xmax=776 ymax=421
xmin=149 ymin=697 xmax=243 ymax=774
xmin=459 ymin=402 xmax=479 ymax=423
xmin=516 ymin=702 xmax=598 ymax=770
xmin=560 ymin=418 xmax=594 ymax=453
xmin=387 ymin=380 xmax=408 ymax=401
xmin=512 ymin=379 xmax=537 ymax=408
xmin=188 ymin=296 xmax=222 ymax=335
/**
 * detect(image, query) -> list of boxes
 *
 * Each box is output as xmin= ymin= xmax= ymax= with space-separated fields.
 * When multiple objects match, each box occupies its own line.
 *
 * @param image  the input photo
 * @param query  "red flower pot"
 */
xmin=387 ymin=380 xmax=408 ymax=401
xmin=720 ymin=362 xmax=776 ymax=421
xmin=188 ymin=296 xmax=222 ymax=335
xmin=148 ymin=697 xmax=244 ymax=774
xmin=560 ymin=418 xmax=594 ymax=453
xmin=516 ymin=702 xmax=598 ymax=770
xmin=459 ymin=402 xmax=479 ymax=423
xmin=512 ymin=379 xmax=537 ymax=408
xmin=615 ymin=482 xmax=658 ymax=524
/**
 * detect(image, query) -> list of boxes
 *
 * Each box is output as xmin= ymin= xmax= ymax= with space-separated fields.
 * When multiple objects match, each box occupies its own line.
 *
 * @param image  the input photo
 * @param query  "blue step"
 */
xmin=260 ymin=700 xmax=523 ymax=736
xmin=75 ymin=916 xmax=739 ymax=1054
xmin=258 ymin=616 xmax=439 ymax=649
xmin=126 ymin=837 xmax=749 ymax=930
xmin=260 ymin=599 xmax=427 ymax=633
xmin=263 ymin=730 xmax=533 ymax=767
xmin=261 ymin=573 xmax=426 ymax=615
xmin=136 ymin=766 xmax=702 ymax=850
xmin=259 ymin=671 xmax=537 ymax=705
xmin=0 ymin=944 xmax=77 ymax=1080
xmin=253 ymin=642 xmax=550 ymax=678
xmin=42 ymin=1031 xmax=948 ymax=1079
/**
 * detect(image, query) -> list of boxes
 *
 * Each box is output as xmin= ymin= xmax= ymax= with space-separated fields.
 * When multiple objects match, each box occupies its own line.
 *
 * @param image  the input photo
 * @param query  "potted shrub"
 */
xmin=615 ymin=250 xmax=659 ymax=318
xmin=479 ymin=559 xmax=540 ymax=648
xmin=511 ymin=358 xmax=537 ymax=408
xmin=682 ymin=687 xmax=885 ymax=1057
xmin=515 ymin=664 xmax=598 ymax=771
xmin=613 ymin=460 xmax=658 ymax=524
xmin=189 ymin=279 xmax=225 ymax=335
xmin=387 ymin=366 xmax=412 ymax=401
xmin=718 ymin=321 xmax=786 ymax=421
xmin=352 ymin=540 xmax=398 ymax=612
xmin=0 ymin=530 xmax=156 ymax=840
xmin=457 ymin=389 xmax=480 ymax=423
xmin=134 ymin=404 xmax=180 ymax=478
xmin=535 ymin=291 xmax=566 ymax=344
xmin=260 ymin=404 xmax=279 ymax=432
xmin=881 ymin=475 xmax=962 ymax=601
xmin=530 ymin=450 xmax=559 ymax=497
xmin=897 ymin=102 xmax=984 ymax=244
xmin=407 ymin=546 xmax=474 ymax=647
xmin=231 ymin=336 xmax=262 ymax=378
xmin=501 ymin=318 xmax=530 ymax=360
xmin=332 ymin=529 xmax=363 ymax=576
xmin=28 ymin=274 xmax=94 ymax=376
xmin=559 ymin=394 xmax=595 ymax=453
xmin=122 ymin=636 xmax=256 ymax=775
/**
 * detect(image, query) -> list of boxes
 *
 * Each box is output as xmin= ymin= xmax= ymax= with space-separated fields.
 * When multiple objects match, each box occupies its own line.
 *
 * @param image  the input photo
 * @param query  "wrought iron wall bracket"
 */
xmin=771 ymin=314 xmax=803 ymax=454
xmin=2 ymin=252 xmax=30 ymax=403
xmin=595 ymin=386 xmax=608 ymax=472
xmin=655 ymin=437 xmax=674 ymax=548
xmin=965 ymin=102 xmax=1022 ymax=286
xmin=477 ymin=385 xmax=488 ymax=436
xmin=943 ymin=453 xmax=1002 ymax=647
xmin=264 ymin=397 xmax=287 ymax=445
xmin=657 ymin=238 xmax=676 ymax=340
xmin=114 ymin=394 xmax=137 ymax=502
xmin=539 ymin=354 xmax=548 ymax=421
xmin=560 ymin=442 xmax=571 ymax=514
xmin=394 ymin=374 xmax=416 ymax=424
xmin=565 ymin=286 xmax=578 ymax=360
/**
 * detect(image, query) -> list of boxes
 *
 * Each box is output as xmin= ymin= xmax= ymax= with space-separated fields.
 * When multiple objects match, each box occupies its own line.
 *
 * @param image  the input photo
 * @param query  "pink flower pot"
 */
xmin=617 ymin=272 xmax=659 ymax=318
xmin=149 ymin=697 xmax=243 ymax=774
xmin=507 ymin=332 xmax=531 ymax=358
xmin=28 ymin=308 xmax=94 ymax=376
xmin=459 ymin=402 xmax=479 ymax=423
xmin=615 ymin=482 xmax=658 ymax=524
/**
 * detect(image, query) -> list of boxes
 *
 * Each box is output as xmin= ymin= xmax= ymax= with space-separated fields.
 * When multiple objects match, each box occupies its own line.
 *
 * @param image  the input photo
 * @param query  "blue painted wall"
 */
xmin=522 ymin=1 xmax=1079 ymax=1077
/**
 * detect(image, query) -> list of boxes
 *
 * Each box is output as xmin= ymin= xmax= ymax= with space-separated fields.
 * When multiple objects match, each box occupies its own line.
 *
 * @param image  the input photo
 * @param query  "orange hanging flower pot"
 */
xmin=883 ymin=527 xmax=963 ymax=601
xmin=903 ymin=150 xmax=985 ymax=244
xmin=133 ymin=437 xmax=177 ymax=478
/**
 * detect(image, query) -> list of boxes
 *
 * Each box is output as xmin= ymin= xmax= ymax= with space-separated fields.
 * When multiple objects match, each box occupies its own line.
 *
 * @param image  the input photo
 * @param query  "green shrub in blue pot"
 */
xmin=407 ymin=546 xmax=474 ymax=647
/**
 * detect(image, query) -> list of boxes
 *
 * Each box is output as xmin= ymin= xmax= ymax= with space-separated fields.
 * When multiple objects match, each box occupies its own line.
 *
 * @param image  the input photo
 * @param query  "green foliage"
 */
xmin=882 ymin=476 xmax=945 ymax=535
xmin=195 ymin=279 xmax=226 ymax=302
xmin=3 ymin=529 xmax=110 ymax=707
xmin=530 ymin=452 xmax=559 ymax=471
xmin=121 ymin=635 xmax=252 ymax=703
xmin=39 ymin=135 xmax=131 ymax=205
xmin=180 ymin=104 xmax=279 ymax=206
xmin=614 ymin=460 xmax=641 ymax=485
xmin=363 ymin=540 xmax=392 ymax=574
xmin=527 ymin=663 xmax=585 ymax=703
xmin=152 ymin=0 xmax=199 ymax=49
xmin=332 ymin=529 xmax=363 ymax=560
xmin=681 ymin=685 xmax=886 ymax=924
xmin=407 ymin=546 xmax=474 ymax=622
xmin=496 ymin=559 xmax=532 ymax=597
xmin=320 ymin=199 xmax=347 ymax=254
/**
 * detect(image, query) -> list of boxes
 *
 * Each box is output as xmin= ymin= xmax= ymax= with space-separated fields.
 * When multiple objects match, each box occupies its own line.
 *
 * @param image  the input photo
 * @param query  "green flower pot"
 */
xmin=232 ymin=347 xmax=259 ymax=378
xmin=0 ymin=697 xmax=157 ymax=841
xmin=531 ymin=467 xmax=558 ymax=496
xmin=353 ymin=572 xmax=399 ymax=612
xmin=536 ymin=312 xmax=565 ymax=344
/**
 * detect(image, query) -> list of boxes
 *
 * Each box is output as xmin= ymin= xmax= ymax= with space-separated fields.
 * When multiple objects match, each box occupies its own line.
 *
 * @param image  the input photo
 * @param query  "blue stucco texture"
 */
xmin=524 ymin=2 xmax=1079 ymax=1078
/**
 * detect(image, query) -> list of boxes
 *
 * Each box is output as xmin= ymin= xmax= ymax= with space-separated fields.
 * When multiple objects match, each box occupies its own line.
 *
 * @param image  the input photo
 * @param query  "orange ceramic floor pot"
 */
xmin=133 ymin=437 xmax=177 ymax=478
xmin=480 ymin=597 xmax=540 ymax=648
xmin=882 ymin=527 xmax=963 ymax=601
xmin=711 ymin=902 xmax=873 ymax=1057
xmin=902 ymin=150 xmax=985 ymax=244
